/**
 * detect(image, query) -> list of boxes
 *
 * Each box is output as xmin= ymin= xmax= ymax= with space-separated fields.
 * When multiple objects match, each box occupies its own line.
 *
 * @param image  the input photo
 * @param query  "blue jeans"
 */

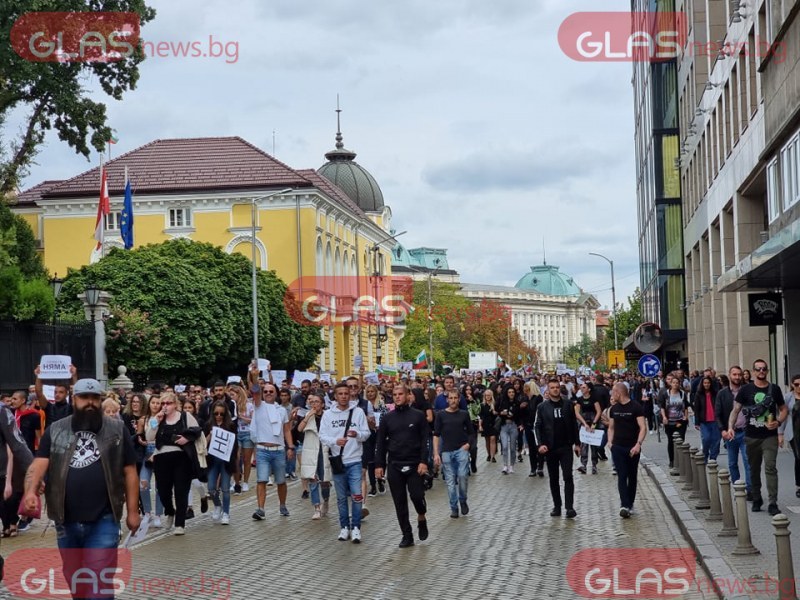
xmin=441 ymin=448 xmax=470 ymax=511
xmin=255 ymin=447 xmax=286 ymax=484
xmin=207 ymin=460 xmax=231 ymax=513
xmin=139 ymin=461 xmax=163 ymax=516
xmin=727 ymin=430 xmax=751 ymax=491
xmin=700 ymin=422 xmax=721 ymax=462
xmin=332 ymin=461 xmax=363 ymax=529
xmin=309 ymin=448 xmax=330 ymax=506
xmin=499 ymin=423 xmax=518 ymax=467
xmin=55 ymin=512 xmax=120 ymax=600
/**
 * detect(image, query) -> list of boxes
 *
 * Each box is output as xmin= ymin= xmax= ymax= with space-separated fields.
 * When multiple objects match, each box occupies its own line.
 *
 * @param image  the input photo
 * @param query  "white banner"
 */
xmin=579 ymin=428 xmax=605 ymax=447
xmin=208 ymin=427 xmax=236 ymax=462
xmin=38 ymin=355 xmax=72 ymax=380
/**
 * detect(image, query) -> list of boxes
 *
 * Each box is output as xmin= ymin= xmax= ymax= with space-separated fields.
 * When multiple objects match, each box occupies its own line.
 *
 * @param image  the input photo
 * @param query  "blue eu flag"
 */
xmin=120 ymin=171 xmax=134 ymax=250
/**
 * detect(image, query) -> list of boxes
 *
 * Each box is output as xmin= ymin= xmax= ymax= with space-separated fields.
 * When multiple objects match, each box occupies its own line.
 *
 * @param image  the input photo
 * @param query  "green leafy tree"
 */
xmin=56 ymin=240 xmax=324 ymax=382
xmin=0 ymin=1 xmax=156 ymax=193
xmin=563 ymin=333 xmax=604 ymax=369
xmin=13 ymin=276 xmax=54 ymax=321
xmin=0 ymin=198 xmax=45 ymax=277
xmin=604 ymin=288 xmax=643 ymax=352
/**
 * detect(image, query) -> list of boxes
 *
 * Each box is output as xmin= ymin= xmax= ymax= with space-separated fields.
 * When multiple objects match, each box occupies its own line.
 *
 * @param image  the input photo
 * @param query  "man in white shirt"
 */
xmin=250 ymin=383 xmax=295 ymax=520
xmin=319 ymin=382 xmax=371 ymax=543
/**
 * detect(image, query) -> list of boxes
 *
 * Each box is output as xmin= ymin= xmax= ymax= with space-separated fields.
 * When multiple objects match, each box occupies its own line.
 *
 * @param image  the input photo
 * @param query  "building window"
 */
xmin=169 ymin=208 xmax=192 ymax=228
xmin=104 ymin=211 xmax=121 ymax=231
xmin=782 ymin=135 xmax=800 ymax=211
xmin=767 ymin=157 xmax=781 ymax=223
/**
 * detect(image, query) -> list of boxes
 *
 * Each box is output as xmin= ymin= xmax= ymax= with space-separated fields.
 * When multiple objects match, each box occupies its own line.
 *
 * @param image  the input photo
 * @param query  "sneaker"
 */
xmin=767 ymin=503 xmax=780 ymax=516
xmin=185 ymin=507 xmax=195 ymax=520
xmin=752 ymin=501 xmax=763 ymax=512
xmin=267 ymin=479 xmax=274 ymax=486
xmin=221 ymin=513 xmax=230 ymax=525
xmin=592 ymin=467 xmax=598 ymax=475
xmin=577 ymin=466 xmax=587 ymax=474
xmin=338 ymin=527 xmax=350 ymax=541
xmin=152 ymin=516 xmax=162 ymax=528
xmin=301 ymin=490 xmax=310 ymax=499
xmin=418 ymin=519 xmax=429 ymax=540
xmin=450 ymin=510 xmax=459 ymax=518
xmin=368 ymin=487 xmax=377 ymax=497
xmin=252 ymin=509 xmax=265 ymax=521
xmin=378 ymin=479 xmax=386 ymax=494
xmin=279 ymin=505 xmax=290 ymax=517
xmin=16 ymin=521 xmax=30 ymax=533
xmin=550 ymin=507 xmax=561 ymax=517
xmin=351 ymin=527 xmax=362 ymax=544
xmin=321 ymin=500 xmax=329 ymax=517
xmin=508 ymin=465 xmax=514 ymax=474
xmin=200 ymin=496 xmax=209 ymax=514
xmin=528 ymin=472 xmax=537 ymax=477
xmin=233 ymin=484 xmax=242 ymax=495
xmin=241 ymin=482 xmax=250 ymax=492
xmin=501 ymin=466 xmax=508 ymax=474
xmin=537 ymin=470 xmax=544 ymax=477
xmin=620 ymin=507 xmax=631 ymax=519
xmin=565 ymin=508 xmax=577 ymax=519
xmin=612 ymin=469 xmax=617 ymax=476
xmin=399 ymin=536 xmax=414 ymax=548
xmin=211 ymin=506 xmax=222 ymax=521
xmin=229 ymin=482 xmax=235 ymax=492
xmin=312 ymin=508 xmax=321 ymax=520
xmin=165 ymin=516 xmax=174 ymax=529
xmin=517 ymin=454 xmax=523 ymax=462
xmin=460 ymin=500 xmax=469 ymax=515
xmin=173 ymin=527 xmax=185 ymax=535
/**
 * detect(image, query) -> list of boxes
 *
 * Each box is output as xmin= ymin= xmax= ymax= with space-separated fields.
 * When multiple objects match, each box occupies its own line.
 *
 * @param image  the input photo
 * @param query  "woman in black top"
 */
xmin=478 ymin=389 xmax=498 ymax=463
xmin=496 ymin=386 xmax=522 ymax=474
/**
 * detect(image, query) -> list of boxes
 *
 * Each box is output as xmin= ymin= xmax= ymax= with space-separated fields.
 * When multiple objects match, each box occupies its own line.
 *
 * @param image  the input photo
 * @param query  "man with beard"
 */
xmin=23 ymin=379 xmax=139 ymax=600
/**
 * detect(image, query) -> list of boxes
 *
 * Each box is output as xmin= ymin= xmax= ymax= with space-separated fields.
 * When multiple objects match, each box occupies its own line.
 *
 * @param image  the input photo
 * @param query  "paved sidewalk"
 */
xmin=642 ymin=425 xmax=800 ymax=599
xmin=0 ymin=448 xmax=716 ymax=600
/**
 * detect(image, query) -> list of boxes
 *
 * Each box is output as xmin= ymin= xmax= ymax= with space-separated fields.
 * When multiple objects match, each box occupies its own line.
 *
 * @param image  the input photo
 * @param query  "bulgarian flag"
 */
xmin=94 ymin=165 xmax=110 ymax=250
xmin=413 ymin=349 xmax=428 ymax=369
xmin=497 ymin=355 xmax=504 ymax=365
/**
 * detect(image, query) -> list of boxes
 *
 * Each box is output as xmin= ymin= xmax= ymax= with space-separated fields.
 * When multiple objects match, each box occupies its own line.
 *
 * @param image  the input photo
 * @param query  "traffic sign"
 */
xmin=638 ymin=354 xmax=661 ymax=377
xmin=607 ymin=350 xmax=626 ymax=368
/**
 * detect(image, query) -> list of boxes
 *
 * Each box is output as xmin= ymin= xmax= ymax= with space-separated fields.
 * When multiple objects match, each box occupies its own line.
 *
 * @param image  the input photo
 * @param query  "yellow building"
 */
xmin=11 ymin=133 xmax=402 ymax=375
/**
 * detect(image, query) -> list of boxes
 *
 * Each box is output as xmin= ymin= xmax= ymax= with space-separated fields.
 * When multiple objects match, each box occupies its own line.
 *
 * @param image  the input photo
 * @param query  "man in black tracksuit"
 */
xmin=375 ymin=384 xmax=430 ymax=548
xmin=534 ymin=378 xmax=580 ymax=518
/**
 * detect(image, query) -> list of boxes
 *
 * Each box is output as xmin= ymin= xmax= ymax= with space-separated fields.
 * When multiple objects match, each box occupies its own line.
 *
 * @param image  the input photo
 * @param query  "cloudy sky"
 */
xmin=16 ymin=0 xmax=639 ymax=310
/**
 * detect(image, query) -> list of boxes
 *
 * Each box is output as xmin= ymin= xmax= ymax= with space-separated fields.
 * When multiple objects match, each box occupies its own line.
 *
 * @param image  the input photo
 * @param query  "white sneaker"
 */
xmin=508 ymin=466 xmax=514 ymax=474
xmin=338 ymin=527 xmax=350 ymax=541
xmin=229 ymin=482 xmax=235 ymax=492
xmin=351 ymin=527 xmax=362 ymax=544
xmin=267 ymin=478 xmax=274 ymax=486
xmin=312 ymin=508 xmax=321 ymax=520
xmin=241 ymin=482 xmax=250 ymax=492
xmin=152 ymin=515 xmax=162 ymax=528
xmin=211 ymin=506 xmax=222 ymax=521
xmin=165 ymin=516 xmax=174 ymax=529
xmin=221 ymin=513 xmax=230 ymax=525
xmin=173 ymin=526 xmax=185 ymax=535
xmin=502 ymin=466 xmax=508 ymax=474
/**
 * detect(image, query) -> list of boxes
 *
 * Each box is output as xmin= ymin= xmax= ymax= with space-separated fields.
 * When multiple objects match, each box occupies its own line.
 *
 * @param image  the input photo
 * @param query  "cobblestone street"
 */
xmin=1 ymin=449 xmax=715 ymax=600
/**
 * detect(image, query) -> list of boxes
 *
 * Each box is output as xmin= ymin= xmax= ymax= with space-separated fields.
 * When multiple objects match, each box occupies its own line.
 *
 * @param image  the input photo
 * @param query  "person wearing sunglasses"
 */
xmin=779 ymin=374 xmax=800 ymax=498
xmin=727 ymin=359 xmax=789 ymax=515
xmin=205 ymin=402 xmax=238 ymax=524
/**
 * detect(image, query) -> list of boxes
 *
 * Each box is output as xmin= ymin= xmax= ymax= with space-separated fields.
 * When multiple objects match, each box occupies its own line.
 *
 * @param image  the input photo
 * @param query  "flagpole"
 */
xmin=99 ymin=153 xmax=105 ymax=259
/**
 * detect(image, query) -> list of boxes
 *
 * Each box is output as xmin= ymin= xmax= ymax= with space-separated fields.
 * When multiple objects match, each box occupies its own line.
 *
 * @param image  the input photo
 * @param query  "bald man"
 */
xmin=608 ymin=383 xmax=647 ymax=518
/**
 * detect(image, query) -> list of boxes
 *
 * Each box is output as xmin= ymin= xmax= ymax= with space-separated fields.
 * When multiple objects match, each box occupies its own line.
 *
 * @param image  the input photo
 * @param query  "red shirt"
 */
xmin=704 ymin=392 xmax=715 ymax=422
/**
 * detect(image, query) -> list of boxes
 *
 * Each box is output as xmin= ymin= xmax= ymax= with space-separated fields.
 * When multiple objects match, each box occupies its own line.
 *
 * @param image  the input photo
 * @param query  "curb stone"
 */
xmin=641 ymin=456 xmax=751 ymax=600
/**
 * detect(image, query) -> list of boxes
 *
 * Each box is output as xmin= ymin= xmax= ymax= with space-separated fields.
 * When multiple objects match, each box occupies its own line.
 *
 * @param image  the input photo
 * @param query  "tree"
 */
xmin=0 ymin=1 xmax=156 ymax=194
xmin=604 ymin=288 xmax=643 ymax=353
xmin=0 ymin=198 xmax=45 ymax=277
xmin=56 ymin=240 xmax=325 ymax=382
xmin=563 ymin=334 xmax=604 ymax=369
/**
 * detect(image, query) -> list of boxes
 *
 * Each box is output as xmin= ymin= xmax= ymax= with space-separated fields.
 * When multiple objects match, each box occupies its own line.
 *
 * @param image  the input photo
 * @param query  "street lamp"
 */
xmin=368 ymin=230 xmax=407 ymax=367
xmin=79 ymin=284 xmax=112 ymax=387
xmin=589 ymin=252 xmax=618 ymax=351
xmin=251 ymin=188 xmax=293 ymax=361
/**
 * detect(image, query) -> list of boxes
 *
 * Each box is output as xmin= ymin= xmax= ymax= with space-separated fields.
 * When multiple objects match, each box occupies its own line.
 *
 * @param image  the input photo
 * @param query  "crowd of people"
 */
xmin=1 ymin=358 xmax=798 ymax=597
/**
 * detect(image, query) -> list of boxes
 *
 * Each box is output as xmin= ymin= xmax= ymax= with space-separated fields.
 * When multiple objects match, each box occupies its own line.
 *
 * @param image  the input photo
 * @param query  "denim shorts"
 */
xmin=238 ymin=430 xmax=254 ymax=449
xmin=256 ymin=447 xmax=286 ymax=484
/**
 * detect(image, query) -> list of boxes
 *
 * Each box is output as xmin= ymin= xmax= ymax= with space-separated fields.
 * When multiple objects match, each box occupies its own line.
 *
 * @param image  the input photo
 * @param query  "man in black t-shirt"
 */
xmin=727 ymin=359 xmax=788 ymax=515
xmin=23 ymin=378 xmax=139 ymax=600
xmin=433 ymin=390 xmax=475 ymax=518
xmin=608 ymin=383 xmax=647 ymax=518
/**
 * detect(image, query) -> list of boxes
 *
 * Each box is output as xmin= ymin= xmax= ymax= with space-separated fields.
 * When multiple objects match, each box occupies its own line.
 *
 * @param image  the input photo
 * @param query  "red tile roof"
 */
xmin=12 ymin=180 xmax=64 ymax=206
xmin=27 ymin=137 xmax=318 ymax=201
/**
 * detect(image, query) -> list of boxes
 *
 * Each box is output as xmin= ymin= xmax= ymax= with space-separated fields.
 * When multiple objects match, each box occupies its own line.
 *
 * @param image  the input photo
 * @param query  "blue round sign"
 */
xmin=638 ymin=354 xmax=661 ymax=377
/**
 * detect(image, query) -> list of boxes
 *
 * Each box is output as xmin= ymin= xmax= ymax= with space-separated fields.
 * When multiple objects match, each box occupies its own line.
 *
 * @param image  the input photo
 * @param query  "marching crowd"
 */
xmin=0 ymin=358 xmax=799 ymax=597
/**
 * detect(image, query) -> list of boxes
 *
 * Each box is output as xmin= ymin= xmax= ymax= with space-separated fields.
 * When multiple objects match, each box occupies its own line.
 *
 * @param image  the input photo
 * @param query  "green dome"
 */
xmin=514 ymin=264 xmax=581 ymax=296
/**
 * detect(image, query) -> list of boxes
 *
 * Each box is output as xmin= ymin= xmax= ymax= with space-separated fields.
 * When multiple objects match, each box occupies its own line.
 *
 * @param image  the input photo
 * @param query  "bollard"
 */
xmin=689 ymin=447 xmax=701 ymax=498
xmin=706 ymin=460 xmax=722 ymax=521
xmin=717 ymin=469 xmax=737 ymax=536
xmin=694 ymin=452 xmax=710 ymax=509
xmin=772 ymin=513 xmax=798 ymax=600
xmin=670 ymin=432 xmax=681 ymax=476
xmin=681 ymin=443 xmax=694 ymax=491
xmin=731 ymin=480 xmax=759 ymax=555
xmin=676 ymin=436 xmax=688 ymax=482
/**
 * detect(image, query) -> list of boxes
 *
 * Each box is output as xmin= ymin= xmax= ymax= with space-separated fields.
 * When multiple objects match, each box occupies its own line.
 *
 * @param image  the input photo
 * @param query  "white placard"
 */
xmin=257 ymin=358 xmax=270 ymax=378
xmin=123 ymin=513 xmax=151 ymax=548
xmin=42 ymin=385 xmax=55 ymax=402
xmin=354 ymin=355 xmax=363 ymax=369
xmin=272 ymin=370 xmax=288 ymax=385
xmin=208 ymin=427 xmax=236 ymax=462
xmin=364 ymin=372 xmax=379 ymax=385
xmin=320 ymin=373 xmax=332 ymax=383
xmin=291 ymin=371 xmax=315 ymax=388
xmin=374 ymin=411 xmax=382 ymax=427
xmin=38 ymin=355 xmax=72 ymax=380
xmin=174 ymin=385 xmax=186 ymax=393
xmin=226 ymin=375 xmax=242 ymax=384
xmin=579 ymin=428 xmax=605 ymax=447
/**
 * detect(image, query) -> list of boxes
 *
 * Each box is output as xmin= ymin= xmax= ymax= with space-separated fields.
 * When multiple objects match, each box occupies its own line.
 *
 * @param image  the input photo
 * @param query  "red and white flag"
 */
xmin=94 ymin=165 xmax=110 ymax=250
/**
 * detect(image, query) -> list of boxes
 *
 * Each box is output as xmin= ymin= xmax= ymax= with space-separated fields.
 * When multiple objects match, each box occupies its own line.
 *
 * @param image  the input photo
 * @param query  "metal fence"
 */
xmin=0 ymin=320 xmax=95 ymax=392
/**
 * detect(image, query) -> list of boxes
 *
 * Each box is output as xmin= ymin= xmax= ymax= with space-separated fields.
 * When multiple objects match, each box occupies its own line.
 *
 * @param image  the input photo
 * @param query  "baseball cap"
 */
xmin=73 ymin=379 xmax=104 ymax=396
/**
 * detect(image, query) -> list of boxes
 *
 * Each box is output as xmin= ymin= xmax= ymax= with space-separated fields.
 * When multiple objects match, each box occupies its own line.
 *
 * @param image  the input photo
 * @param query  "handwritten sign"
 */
xmin=579 ymin=428 xmax=605 ymax=447
xmin=271 ymin=370 xmax=287 ymax=385
xmin=291 ymin=371 xmax=315 ymax=388
xmin=364 ymin=372 xmax=379 ymax=385
xmin=208 ymin=427 xmax=235 ymax=462
xmin=38 ymin=355 xmax=71 ymax=380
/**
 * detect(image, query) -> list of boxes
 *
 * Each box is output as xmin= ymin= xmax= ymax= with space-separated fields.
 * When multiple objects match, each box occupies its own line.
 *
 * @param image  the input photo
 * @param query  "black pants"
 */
xmin=0 ymin=478 xmax=19 ymax=531
xmin=665 ymin=422 xmax=687 ymax=463
xmin=545 ymin=446 xmax=574 ymax=510
xmin=790 ymin=436 xmax=800 ymax=488
xmin=469 ymin=421 xmax=479 ymax=470
xmin=611 ymin=445 xmax=641 ymax=509
xmin=153 ymin=451 xmax=193 ymax=527
xmin=386 ymin=463 xmax=427 ymax=538
xmin=521 ymin=425 xmax=539 ymax=472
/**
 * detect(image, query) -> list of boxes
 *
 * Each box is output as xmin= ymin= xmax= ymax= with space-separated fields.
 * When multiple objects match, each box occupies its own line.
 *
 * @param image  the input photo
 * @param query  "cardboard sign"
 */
xmin=208 ymin=427 xmax=236 ymax=462
xmin=38 ymin=355 xmax=72 ymax=380
xmin=579 ymin=428 xmax=605 ymax=447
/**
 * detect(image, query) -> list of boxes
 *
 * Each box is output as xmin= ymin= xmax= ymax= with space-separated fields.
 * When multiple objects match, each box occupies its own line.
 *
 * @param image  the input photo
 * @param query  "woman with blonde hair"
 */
xmin=232 ymin=384 xmax=254 ymax=491
xmin=297 ymin=393 xmax=331 ymax=519
xmin=102 ymin=398 xmax=121 ymax=419
xmin=479 ymin=389 xmax=498 ymax=462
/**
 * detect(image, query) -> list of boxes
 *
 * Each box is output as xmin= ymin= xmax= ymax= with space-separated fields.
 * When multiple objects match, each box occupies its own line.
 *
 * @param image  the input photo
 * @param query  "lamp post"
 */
xmin=589 ymin=252 xmax=618 ymax=351
xmin=49 ymin=273 xmax=64 ymax=352
xmin=250 ymin=188 xmax=293 ymax=362
xmin=406 ymin=262 xmax=438 ymax=375
xmin=78 ymin=284 xmax=112 ymax=388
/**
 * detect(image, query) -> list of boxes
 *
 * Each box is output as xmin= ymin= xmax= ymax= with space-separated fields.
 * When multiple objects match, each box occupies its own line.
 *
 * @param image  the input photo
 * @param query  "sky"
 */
xmin=14 ymin=0 xmax=639 ymax=311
